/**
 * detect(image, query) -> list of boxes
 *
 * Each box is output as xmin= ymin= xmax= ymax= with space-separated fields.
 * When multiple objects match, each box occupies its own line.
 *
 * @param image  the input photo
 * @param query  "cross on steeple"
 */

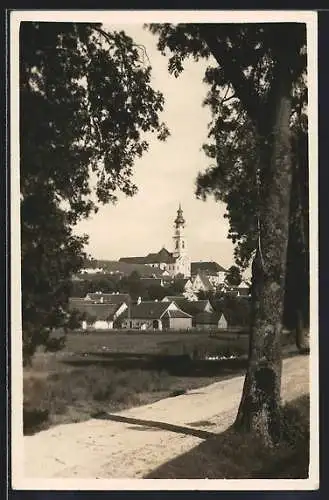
xmin=174 ymin=203 xmax=185 ymax=228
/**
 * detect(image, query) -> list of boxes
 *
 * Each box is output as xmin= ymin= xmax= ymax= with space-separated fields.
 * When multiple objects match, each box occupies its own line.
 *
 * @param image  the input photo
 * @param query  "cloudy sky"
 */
xmin=74 ymin=24 xmax=236 ymax=269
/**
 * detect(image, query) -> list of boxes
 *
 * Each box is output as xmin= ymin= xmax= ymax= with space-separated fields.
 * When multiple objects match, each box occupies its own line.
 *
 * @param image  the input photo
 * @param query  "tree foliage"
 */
xmin=225 ymin=265 xmax=243 ymax=287
xmin=20 ymin=22 xmax=169 ymax=363
xmin=148 ymin=22 xmax=309 ymax=329
xmin=147 ymin=23 xmax=307 ymax=268
xmin=148 ymin=22 xmax=308 ymax=444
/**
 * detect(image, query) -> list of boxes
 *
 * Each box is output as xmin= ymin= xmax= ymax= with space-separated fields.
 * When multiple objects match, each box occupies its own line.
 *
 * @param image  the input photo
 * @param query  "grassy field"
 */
xmin=24 ymin=329 xmax=297 ymax=435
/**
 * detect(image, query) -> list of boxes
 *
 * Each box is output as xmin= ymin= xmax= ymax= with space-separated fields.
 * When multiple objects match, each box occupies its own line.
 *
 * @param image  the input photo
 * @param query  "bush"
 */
xmin=23 ymin=364 xmax=179 ymax=434
xmin=23 ymin=405 xmax=49 ymax=434
xmin=280 ymin=395 xmax=310 ymax=444
xmin=158 ymin=337 xmax=248 ymax=360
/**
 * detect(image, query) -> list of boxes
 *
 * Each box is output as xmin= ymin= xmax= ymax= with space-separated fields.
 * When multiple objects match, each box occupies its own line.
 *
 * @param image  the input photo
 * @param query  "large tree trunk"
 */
xmin=295 ymin=309 xmax=309 ymax=354
xmin=235 ymin=66 xmax=293 ymax=446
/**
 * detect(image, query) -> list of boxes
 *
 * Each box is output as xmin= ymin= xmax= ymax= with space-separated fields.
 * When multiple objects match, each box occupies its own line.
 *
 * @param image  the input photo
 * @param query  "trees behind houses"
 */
xmin=71 ymin=271 xmax=187 ymax=301
xmin=225 ymin=266 xmax=243 ymax=287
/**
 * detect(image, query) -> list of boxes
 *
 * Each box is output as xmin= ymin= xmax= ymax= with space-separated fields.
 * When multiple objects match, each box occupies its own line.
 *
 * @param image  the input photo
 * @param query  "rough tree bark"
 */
xmin=295 ymin=132 xmax=310 ymax=354
xmin=234 ymin=61 xmax=293 ymax=446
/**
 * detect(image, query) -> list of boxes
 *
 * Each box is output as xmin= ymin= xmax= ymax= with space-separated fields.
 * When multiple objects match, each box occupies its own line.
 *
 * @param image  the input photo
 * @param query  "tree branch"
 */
xmin=198 ymin=25 xmax=261 ymax=130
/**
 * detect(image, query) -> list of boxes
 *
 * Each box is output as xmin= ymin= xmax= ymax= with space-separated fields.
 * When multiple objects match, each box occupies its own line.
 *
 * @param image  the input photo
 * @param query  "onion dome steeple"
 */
xmin=174 ymin=203 xmax=185 ymax=228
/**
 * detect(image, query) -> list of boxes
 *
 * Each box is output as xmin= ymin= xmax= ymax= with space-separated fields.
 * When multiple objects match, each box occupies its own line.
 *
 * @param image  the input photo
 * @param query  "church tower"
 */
xmin=173 ymin=204 xmax=186 ymax=258
xmin=172 ymin=204 xmax=191 ymax=277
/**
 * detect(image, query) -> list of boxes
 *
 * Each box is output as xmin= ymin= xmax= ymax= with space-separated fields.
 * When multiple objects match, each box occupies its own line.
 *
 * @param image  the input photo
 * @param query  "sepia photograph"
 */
xmin=10 ymin=9 xmax=318 ymax=490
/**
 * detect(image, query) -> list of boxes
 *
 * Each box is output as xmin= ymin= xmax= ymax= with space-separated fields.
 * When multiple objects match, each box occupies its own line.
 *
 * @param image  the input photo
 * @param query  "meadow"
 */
xmin=24 ymin=329 xmax=297 ymax=435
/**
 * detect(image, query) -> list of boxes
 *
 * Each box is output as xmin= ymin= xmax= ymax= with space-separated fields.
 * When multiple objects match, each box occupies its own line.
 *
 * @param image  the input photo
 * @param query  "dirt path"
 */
xmin=24 ymin=356 xmax=309 ymax=479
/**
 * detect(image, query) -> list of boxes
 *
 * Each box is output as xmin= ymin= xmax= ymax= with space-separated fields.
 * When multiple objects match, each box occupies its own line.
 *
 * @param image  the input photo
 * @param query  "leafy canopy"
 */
xmin=147 ymin=23 xmax=307 ymax=269
xmin=20 ymin=22 xmax=169 ymax=362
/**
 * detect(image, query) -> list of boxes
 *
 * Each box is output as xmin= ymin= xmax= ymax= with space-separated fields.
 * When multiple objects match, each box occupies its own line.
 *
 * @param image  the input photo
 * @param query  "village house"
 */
xmin=120 ymin=299 xmax=192 ymax=331
xmin=212 ymin=298 xmax=251 ymax=329
xmin=68 ymin=299 xmax=128 ymax=330
xmin=191 ymin=261 xmax=227 ymax=286
xmin=68 ymin=292 xmax=132 ymax=330
xmin=167 ymin=297 xmax=230 ymax=329
xmin=162 ymin=297 xmax=218 ymax=327
xmin=176 ymin=277 xmax=198 ymax=300
xmin=194 ymin=311 xmax=228 ymax=330
xmin=190 ymin=272 xmax=214 ymax=294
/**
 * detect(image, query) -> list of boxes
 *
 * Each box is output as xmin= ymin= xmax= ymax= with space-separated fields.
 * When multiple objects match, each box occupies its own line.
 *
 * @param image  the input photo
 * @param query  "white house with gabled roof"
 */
xmin=120 ymin=300 xmax=192 ymax=331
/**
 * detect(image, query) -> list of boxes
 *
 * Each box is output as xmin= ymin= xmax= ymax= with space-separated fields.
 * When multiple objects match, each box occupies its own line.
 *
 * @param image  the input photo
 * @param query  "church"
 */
xmin=119 ymin=204 xmax=191 ymax=278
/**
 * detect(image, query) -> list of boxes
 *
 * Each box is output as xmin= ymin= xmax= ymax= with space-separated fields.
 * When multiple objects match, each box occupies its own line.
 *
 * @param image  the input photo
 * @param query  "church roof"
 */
xmin=120 ymin=247 xmax=176 ymax=265
xmin=145 ymin=247 xmax=176 ymax=264
xmin=119 ymin=256 xmax=147 ymax=264
xmin=102 ymin=260 xmax=164 ymax=277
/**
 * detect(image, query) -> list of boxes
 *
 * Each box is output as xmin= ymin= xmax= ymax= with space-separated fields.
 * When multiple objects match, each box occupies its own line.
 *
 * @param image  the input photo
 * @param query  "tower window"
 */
xmin=176 ymin=240 xmax=179 ymax=249
xmin=182 ymin=241 xmax=185 ymax=248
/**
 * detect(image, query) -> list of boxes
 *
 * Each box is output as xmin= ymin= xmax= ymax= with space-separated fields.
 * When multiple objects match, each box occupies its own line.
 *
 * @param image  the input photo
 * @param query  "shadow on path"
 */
xmin=144 ymin=395 xmax=310 ymax=479
xmin=92 ymin=412 xmax=216 ymax=440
